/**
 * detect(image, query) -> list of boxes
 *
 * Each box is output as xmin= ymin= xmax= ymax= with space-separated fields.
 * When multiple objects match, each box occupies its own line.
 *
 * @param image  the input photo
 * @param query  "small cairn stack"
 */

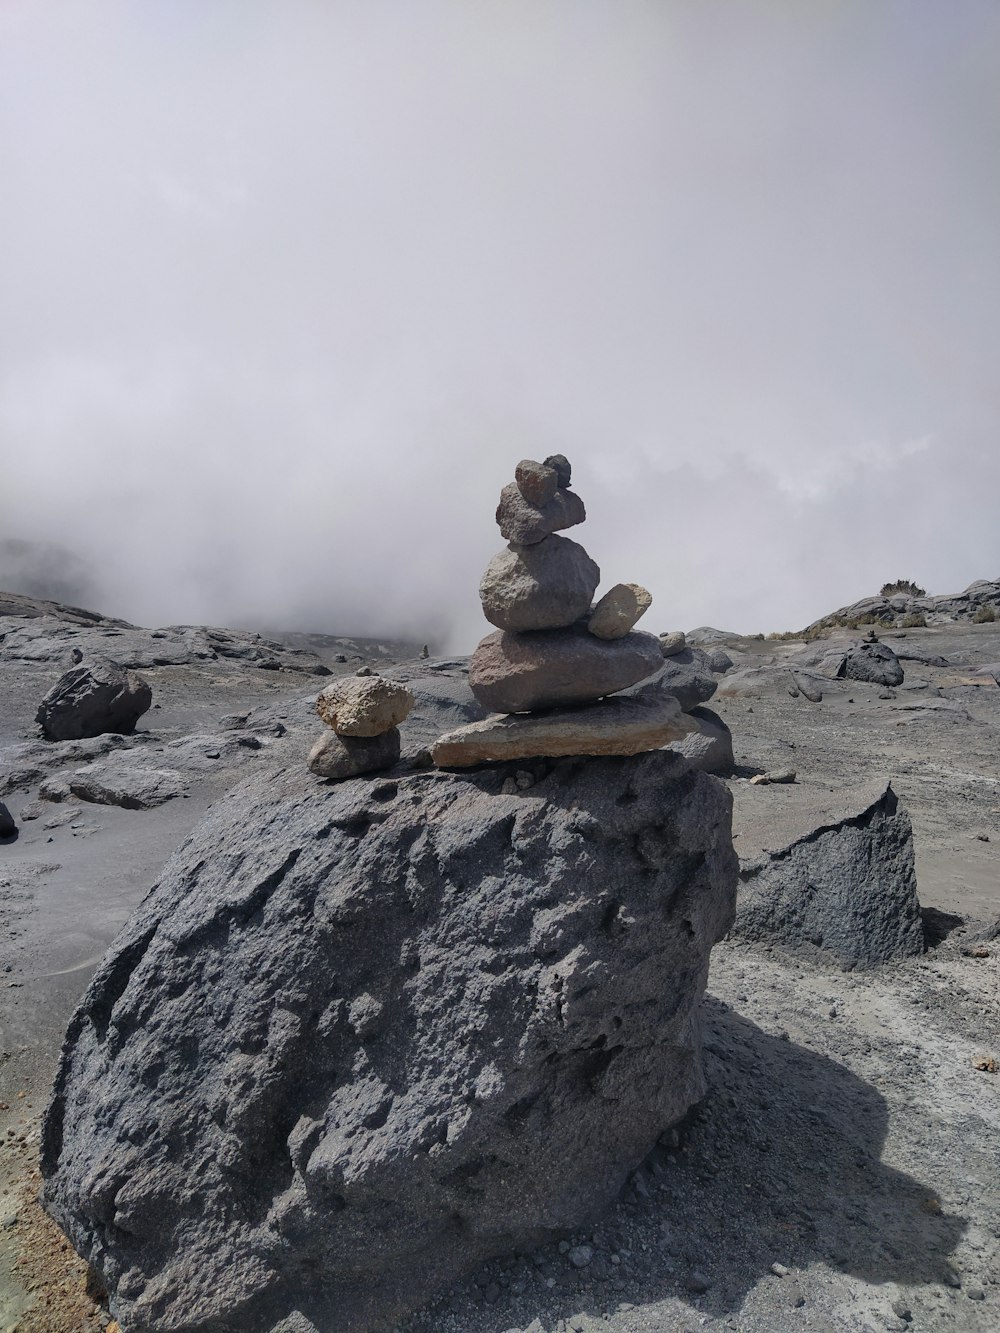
xmin=308 ymin=672 xmax=414 ymax=779
xmin=433 ymin=456 xmax=695 ymax=765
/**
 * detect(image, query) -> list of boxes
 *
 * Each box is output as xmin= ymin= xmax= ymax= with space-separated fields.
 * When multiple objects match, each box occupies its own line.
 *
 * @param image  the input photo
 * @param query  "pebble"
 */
xmin=967 ymin=1283 xmax=986 ymax=1300
xmin=891 ymin=1298 xmax=912 ymax=1320
xmin=771 ymin=1261 xmax=790 ymax=1276
xmin=568 ymin=1245 xmax=593 ymax=1269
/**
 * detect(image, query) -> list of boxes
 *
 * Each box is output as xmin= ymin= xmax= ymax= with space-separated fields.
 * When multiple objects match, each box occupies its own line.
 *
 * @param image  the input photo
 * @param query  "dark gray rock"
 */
xmin=470 ymin=626 xmax=662 ymax=713
xmin=494 ymin=484 xmax=586 ymax=547
xmin=702 ymin=647 xmax=733 ymax=674
xmin=839 ymin=642 xmax=904 ymax=687
xmin=623 ymin=652 xmax=717 ymax=714
xmin=543 ymin=454 xmax=572 ymax=487
xmin=667 ymin=706 xmax=733 ymax=774
xmin=731 ymin=782 xmax=923 ymax=968
xmin=0 ymin=799 xmax=15 ymax=837
xmin=35 ymin=658 xmax=153 ymax=741
xmin=479 ymin=537 xmax=600 ymax=633
xmin=41 ymin=751 xmax=738 ymax=1333
xmin=306 ymin=726 xmax=401 ymax=779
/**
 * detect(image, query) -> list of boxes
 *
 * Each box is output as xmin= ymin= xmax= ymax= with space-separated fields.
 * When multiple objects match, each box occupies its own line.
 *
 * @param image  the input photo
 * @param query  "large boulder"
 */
xmin=730 ymin=781 xmax=923 ymax=969
xmin=470 ymin=625 xmax=662 ymax=713
xmin=35 ymin=658 xmax=152 ymax=741
xmin=42 ymin=752 xmax=737 ymax=1333
xmin=479 ymin=535 xmax=600 ymax=633
xmin=839 ymin=641 xmax=904 ymax=687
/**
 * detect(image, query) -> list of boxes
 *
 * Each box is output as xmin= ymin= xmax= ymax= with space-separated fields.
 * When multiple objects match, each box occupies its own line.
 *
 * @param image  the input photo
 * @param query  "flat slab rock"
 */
xmin=42 ymin=751 xmax=737 ymax=1333
xmin=431 ymin=691 xmax=694 ymax=766
xmin=470 ymin=625 xmax=663 ymax=714
xmin=730 ymin=780 xmax=923 ymax=968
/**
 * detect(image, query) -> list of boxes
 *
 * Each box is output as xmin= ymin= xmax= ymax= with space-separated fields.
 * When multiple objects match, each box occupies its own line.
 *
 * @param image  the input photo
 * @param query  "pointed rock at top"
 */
xmin=543 ymin=453 xmax=572 ymax=488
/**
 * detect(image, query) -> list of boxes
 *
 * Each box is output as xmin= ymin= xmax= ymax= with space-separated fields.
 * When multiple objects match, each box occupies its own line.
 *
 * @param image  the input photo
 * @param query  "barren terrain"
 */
xmin=1 ymin=600 xmax=997 ymax=1332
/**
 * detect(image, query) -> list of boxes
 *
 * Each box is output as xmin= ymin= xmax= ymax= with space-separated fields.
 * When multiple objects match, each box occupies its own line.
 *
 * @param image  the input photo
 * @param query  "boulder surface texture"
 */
xmin=495 ymin=483 xmax=586 ymax=546
xmin=479 ymin=535 xmax=599 ymax=633
xmin=731 ymin=782 xmax=922 ymax=968
xmin=35 ymin=658 xmax=152 ymax=741
xmin=838 ymin=641 xmax=905 ymax=687
xmin=315 ymin=676 xmax=413 ymax=737
xmin=470 ymin=625 xmax=663 ymax=714
xmin=42 ymin=751 xmax=737 ymax=1333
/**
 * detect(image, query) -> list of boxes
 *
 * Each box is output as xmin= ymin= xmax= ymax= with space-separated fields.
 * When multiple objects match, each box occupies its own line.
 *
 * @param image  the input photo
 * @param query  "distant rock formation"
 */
xmin=42 ymin=750 xmax=738 ymax=1333
xmin=806 ymin=578 xmax=1000 ymax=633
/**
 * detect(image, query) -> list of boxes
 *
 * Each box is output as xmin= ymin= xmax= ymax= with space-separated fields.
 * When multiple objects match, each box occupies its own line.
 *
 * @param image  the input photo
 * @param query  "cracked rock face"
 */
xmin=41 ymin=751 xmax=737 ymax=1333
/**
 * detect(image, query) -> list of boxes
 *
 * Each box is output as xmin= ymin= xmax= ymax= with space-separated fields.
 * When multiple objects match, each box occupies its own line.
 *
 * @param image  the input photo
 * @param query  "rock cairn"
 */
xmin=433 ymin=456 xmax=695 ymax=765
xmin=307 ymin=671 xmax=414 ymax=780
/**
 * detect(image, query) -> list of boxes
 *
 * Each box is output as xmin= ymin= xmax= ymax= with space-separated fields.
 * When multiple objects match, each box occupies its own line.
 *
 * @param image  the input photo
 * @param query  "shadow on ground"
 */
xmin=409 ymin=999 xmax=967 ymax=1330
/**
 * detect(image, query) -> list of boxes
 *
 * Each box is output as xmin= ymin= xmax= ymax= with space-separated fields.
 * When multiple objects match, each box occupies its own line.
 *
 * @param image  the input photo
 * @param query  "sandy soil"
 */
xmin=1 ymin=616 xmax=998 ymax=1332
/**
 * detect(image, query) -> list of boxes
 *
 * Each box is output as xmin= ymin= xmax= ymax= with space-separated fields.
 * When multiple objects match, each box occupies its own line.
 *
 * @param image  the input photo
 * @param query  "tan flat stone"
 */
xmin=431 ymin=692 xmax=696 ymax=767
xmin=588 ymin=582 xmax=652 ymax=640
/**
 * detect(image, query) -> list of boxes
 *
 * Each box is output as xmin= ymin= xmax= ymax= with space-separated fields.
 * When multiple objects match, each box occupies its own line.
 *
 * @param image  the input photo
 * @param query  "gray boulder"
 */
xmin=58 ymin=759 xmax=186 ymax=810
xmin=702 ymin=646 xmax=733 ymax=674
xmin=494 ymin=485 xmax=587 ymax=547
xmin=839 ymin=642 xmax=904 ymax=687
xmin=35 ymin=658 xmax=152 ymax=741
xmin=731 ymin=782 xmax=923 ymax=969
xmin=42 ymin=751 xmax=738 ymax=1333
xmin=307 ymin=727 xmax=401 ymax=780
xmin=658 ymin=631 xmax=686 ymax=657
xmin=623 ymin=652 xmax=717 ymax=714
xmin=480 ymin=536 xmax=599 ymax=633
xmin=667 ymin=706 xmax=733 ymax=774
xmin=470 ymin=625 xmax=662 ymax=713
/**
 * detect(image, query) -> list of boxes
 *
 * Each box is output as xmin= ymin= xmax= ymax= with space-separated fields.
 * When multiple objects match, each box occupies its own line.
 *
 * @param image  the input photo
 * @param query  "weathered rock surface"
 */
xmin=514 ymin=459 xmax=558 ymax=507
xmin=480 ymin=536 xmax=600 ymax=633
xmin=667 ymin=706 xmax=733 ymax=775
xmin=839 ymin=641 xmax=905 ymax=687
xmin=587 ymin=584 xmax=652 ymax=641
xmin=494 ymin=485 xmax=587 ymax=547
xmin=622 ymin=653 xmax=717 ymax=714
xmin=731 ymin=782 xmax=923 ymax=968
xmin=470 ymin=626 xmax=662 ymax=714
xmin=36 ymin=659 xmax=153 ymax=741
xmin=543 ymin=453 xmax=571 ymax=488
xmin=658 ymin=631 xmax=686 ymax=657
xmin=57 ymin=760 xmax=186 ymax=810
xmin=315 ymin=676 xmax=413 ymax=737
xmin=42 ymin=752 xmax=738 ymax=1333
xmin=307 ymin=727 xmax=401 ymax=779
xmin=431 ymin=692 xmax=694 ymax=766
xmin=702 ymin=646 xmax=734 ymax=674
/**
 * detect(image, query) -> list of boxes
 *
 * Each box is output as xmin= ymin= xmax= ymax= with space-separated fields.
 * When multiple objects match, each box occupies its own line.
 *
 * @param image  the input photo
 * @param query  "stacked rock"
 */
xmin=433 ymin=456 xmax=696 ymax=765
xmin=308 ymin=672 xmax=414 ymax=780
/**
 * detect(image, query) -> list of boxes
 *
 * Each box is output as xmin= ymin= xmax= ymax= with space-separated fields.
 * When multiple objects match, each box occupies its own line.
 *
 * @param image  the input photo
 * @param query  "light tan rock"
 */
xmin=316 ymin=676 xmax=414 ymax=737
xmin=588 ymin=583 xmax=652 ymax=640
xmin=431 ymin=692 xmax=695 ymax=767
xmin=514 ymin=459 xmax=558 ymax=507
xmin=659 ymin=631 xmax=686 ymax=657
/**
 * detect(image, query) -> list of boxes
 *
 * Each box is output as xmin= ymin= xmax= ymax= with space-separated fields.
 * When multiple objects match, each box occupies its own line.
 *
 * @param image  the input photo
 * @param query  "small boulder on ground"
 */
xmin=470 ymin=625 xmax=663 ymax=714
xmin=315 ymin=676 xmax=414 ymax=737
xmin=480 ymin=535 xmax=600 ymax=633
xmin=839 ymin=641 xmax=905 ymax=687
xmin=587 ymin=583 xmax=652 ymax=640
xmin=56 ymin=759 xmax=186 ymax=810
xmin=35 ymin=658 xmax=152 ymax=741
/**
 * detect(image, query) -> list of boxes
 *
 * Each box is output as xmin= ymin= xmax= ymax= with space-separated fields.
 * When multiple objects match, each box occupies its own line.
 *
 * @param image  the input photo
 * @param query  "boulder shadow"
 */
xmin=428 ymin=998 xmax=969 ymax=1331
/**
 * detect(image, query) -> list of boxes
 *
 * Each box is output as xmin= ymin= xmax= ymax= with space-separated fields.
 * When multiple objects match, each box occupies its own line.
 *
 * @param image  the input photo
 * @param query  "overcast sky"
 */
xmin=2 ymin=1 xmax=998 ymax=648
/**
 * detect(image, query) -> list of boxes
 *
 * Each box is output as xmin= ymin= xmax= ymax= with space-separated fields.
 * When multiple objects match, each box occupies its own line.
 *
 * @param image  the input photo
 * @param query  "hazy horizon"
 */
xmin=3 ymin=1 xmax=999 ymax=651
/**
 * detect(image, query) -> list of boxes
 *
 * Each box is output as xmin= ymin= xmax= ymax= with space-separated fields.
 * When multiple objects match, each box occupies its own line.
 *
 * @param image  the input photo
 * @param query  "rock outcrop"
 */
xmin=35 ymin=658 xmax=152 ymax=741
xmin=42 ymin=750 xmax=738 ymax=1333
xmin=730 ymin=782 xmax=923 ymax=968
xmin=838 ymin=641 xmax=905 ymax=687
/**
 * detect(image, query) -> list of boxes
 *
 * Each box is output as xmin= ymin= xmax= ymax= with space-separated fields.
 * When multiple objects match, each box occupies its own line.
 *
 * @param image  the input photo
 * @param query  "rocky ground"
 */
xmin=1 ymin=597 xmax=998 ymax=1332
